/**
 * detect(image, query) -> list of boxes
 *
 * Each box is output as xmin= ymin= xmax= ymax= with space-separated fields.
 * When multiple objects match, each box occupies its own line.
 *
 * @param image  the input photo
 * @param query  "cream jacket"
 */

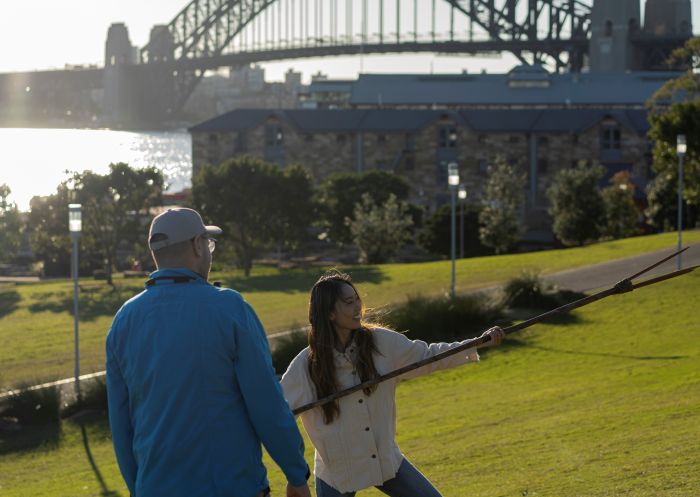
xmin=280 ymin=327 xmax=479 ymax=493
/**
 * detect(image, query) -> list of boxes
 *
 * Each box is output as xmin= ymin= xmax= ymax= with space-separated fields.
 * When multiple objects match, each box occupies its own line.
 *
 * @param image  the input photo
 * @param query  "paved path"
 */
xmin=543 ymin=243 xmax=700 ymax=293
xmin=2 ymin=243 xmax=698 ymax=400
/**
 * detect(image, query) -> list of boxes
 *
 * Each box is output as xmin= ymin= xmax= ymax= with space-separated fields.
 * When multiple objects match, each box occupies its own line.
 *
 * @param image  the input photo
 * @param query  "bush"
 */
xmin=379 ymin=293 xmax=504 ymax=342
xmin=547 ymin=162 xmax=606 ymax=246
xmin=1 ymin=385 xmax=61 ymax=424
xmin=501 ymin=273 xmax=587 ymax=313
xmin=502 ymin=272 xmax=561 ymax=310
xmin=61 ymin=378 xmax=108 ymax=418
xmin=347 ymin=193 xmax=413 ymax=263
xmin=271 ymin=329 xmax=308 ymax=375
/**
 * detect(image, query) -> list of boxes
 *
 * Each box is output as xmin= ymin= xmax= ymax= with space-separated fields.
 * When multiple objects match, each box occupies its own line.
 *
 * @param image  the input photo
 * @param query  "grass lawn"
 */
xmin=0 ymin=252 xmax=698 ymax=496
xmin=0 ymin=230 xmax=699 ymax=390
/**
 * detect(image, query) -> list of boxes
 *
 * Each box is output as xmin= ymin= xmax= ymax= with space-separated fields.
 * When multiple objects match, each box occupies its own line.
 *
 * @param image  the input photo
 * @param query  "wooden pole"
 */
xmin=292 ymin=249 xmax=697 ymax=415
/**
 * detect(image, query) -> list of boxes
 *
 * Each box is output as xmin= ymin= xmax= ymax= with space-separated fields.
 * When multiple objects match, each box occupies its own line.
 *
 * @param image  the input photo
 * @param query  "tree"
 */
xmin=0 ymin=184 xmax=22 ymax=264
xmin=479 ymin=159 xmax=527 ymax=254
xmin=600 ymin=171 xmax=641 ymax=240
xmin=28 ymin=164 xmax=164 ymax=280
xmin=28 ymin=185 xmax=76 ymax=276
xmin=347 ymin=193 xmax=413 ymax=264
xmin=268 ymin=164 xmax=317 ymax=252
xmin=192 ymin=157 xmax=315 ymax=276
xmin=645 ymin=171 xmax=680 ymax=231
xmin=71 ymin=163 xmax=164 ymax=284
xmin=320 ymin=170 xmax=410 ymax=244
xmin=418 ymin=203 xmax=490 ymax=258
xmin=646 ymin=38 xmax=700 ymax=228
xmin=547 ymin=162 xmax=606 ymax=246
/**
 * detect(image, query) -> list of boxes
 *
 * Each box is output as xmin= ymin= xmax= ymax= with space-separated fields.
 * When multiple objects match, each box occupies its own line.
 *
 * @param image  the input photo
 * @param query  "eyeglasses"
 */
xmin=203 ymin=236 xmax=216 ymax=254
xmin=193 ymin=234 xmax=216 ymax=254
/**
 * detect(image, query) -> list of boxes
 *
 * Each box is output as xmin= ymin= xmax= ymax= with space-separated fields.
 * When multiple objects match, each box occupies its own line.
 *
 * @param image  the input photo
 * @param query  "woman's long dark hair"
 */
xmin=308 ymin=271 xmax=379 ymax=424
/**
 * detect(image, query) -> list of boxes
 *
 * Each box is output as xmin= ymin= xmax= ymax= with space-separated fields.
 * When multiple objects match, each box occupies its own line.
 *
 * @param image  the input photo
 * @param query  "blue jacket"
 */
xmin=106 ymin=268 xmax=308 ymax=497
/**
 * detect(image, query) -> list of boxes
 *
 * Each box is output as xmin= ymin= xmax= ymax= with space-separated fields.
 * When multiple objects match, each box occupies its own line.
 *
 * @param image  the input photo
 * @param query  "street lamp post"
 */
xmin=458 ymin=184 xmax=467 ymax=259
xmin=69 ymin=204 xmax=82 ymax=398
xmin=677 ymin=135 xmax=686 ymax=270
xmin=448 ymin=163 xmax=460 ymax=298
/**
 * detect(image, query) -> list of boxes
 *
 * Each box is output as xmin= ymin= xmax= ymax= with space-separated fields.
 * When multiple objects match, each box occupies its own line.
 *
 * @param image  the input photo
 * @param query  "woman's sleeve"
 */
xmin=382 ymin=329 xmax=479 ymax=380
xmin=280 ymin=353 xmax=315 ymax=414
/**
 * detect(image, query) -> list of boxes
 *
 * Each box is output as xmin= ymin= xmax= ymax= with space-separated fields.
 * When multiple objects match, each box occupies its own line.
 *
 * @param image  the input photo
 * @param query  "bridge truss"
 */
xmin=140 ymin=0 xmax=592 ymax=114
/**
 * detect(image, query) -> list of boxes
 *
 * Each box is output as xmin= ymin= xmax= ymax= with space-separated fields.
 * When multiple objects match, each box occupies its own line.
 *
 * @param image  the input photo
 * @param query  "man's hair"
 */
xmin=151 ymin=238 xmax=192 ymax=268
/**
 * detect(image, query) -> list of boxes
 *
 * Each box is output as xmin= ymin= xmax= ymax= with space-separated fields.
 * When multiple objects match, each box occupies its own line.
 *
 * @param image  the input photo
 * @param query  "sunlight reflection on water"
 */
xmin=0 ymin=128 xmax=191 ymax=211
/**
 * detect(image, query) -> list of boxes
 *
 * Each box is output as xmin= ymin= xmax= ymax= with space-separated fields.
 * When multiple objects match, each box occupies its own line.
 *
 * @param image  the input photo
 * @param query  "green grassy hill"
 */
xmin=0 ymin=235 xmax=698 ymax=496
xmin=1 ymin=231 xmax=699 ymax=390
xmin=0 ymin=235 xmax=700 ymax=497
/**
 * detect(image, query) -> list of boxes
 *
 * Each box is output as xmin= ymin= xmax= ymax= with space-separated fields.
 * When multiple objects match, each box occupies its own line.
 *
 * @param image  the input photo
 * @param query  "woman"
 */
xmin=281 ymin=271 xmax=504 ymax=497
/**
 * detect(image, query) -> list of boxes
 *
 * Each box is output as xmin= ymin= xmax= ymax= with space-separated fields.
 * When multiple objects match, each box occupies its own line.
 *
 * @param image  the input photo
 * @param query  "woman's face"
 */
xmin=329 ymin=283 xmax=362 ymax=333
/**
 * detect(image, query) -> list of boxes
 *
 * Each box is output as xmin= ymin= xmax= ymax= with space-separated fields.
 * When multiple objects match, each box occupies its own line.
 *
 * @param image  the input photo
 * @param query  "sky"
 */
xmin=2 ymin=1 xmax=697 ymax=82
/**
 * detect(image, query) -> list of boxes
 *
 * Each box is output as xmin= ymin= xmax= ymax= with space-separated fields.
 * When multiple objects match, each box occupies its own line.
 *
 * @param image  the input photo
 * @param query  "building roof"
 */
xmin=189 ymin=109 xmax=279 ymax=131
xmin=348 ymin=70 xmax=678 ymax=107
xmin=190 ymin=108 xmax=650 ymax=134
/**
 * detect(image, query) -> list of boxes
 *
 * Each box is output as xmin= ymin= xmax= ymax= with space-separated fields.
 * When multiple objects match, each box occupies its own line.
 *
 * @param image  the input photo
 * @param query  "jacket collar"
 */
xmin=145 ymin=268 xmax=209 ymax=288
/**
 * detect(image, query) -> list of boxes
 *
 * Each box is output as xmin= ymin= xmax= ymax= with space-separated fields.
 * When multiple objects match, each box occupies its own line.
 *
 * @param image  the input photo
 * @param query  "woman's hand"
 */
xmin=480 ymin=326 xmax=505 ymax=347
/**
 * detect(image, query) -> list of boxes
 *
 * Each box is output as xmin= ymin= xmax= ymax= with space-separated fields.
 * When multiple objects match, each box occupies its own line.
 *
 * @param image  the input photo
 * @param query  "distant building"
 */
xmin=189 ymin=64 xmax=682 ymax=242
xmin=184 ymin=65 xmax=304 ymax=121
xmin=301 ymin=67 xmax=677 ymax=110
xmin=190 ymin=106 xmax=653 ymax=240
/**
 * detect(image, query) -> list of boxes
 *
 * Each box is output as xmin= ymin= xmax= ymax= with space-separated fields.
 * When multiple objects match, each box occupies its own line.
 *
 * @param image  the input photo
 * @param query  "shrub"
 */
xmin=479 ymin=158 xmax=527 ymax=254
xmin=347 ymin=193 xmax=413 ymax=263
xmin=1 ymin=385 xmax=61 ymax=424
xmin=501 ymin=273 xmax=587 ymax=312
xmin=502 ymin=272 xmax=561 ymax=310
xmin=271 ymin=329 xmax=308 ymax=375
xmin=61 ymin=378 xmax=108 ymax=418
xmin=547 ymin=162 xmax=606 ymax=246
xmin=380 ymin=293 xmax=504 ymax=342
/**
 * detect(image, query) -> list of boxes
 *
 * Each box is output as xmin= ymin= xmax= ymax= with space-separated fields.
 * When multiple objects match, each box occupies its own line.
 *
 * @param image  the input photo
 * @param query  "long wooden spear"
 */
xmin=292 ymin=247 xmax=698 ymax=415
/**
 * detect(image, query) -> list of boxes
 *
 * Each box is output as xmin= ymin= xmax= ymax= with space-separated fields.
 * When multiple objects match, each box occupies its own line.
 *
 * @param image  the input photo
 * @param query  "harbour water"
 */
xmin=0 ymin=128 xmax=192 ymax=211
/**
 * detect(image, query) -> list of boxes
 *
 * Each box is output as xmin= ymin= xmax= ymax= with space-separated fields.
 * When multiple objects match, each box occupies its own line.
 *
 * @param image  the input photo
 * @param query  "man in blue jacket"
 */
xmin=106 ymin=208 xmax=311 ymax=497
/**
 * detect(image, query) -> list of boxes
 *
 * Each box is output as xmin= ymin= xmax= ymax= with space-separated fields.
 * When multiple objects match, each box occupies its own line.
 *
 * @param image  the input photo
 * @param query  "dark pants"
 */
xmin=315 ymin=458 xmax=443 ymax=497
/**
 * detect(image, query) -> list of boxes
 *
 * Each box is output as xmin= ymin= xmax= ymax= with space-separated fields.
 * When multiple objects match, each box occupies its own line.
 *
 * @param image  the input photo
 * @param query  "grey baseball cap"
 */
xmin=148 ymin=208 xmax=222 ymax=251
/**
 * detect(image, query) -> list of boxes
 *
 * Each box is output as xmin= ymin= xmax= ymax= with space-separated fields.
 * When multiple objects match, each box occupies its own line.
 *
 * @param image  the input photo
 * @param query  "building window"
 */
xmin=477 ymin=134 xmax=487 ymax=144
xmin=265 ymin=125 xmax=284 ymax=147
xmin=304 ymin=133 xmax=314 ymax=143
xmin=438 ymin=126 xmax=457 ymax=148
xmin=337 ymin=134 xmax=346 ymax=143
xmin=601 ymin=127 xmax=621 ymax=150
xmin=537 ymin=136 xmax=549 ymax=147
xmin=509 ymin=135 xmax=520 ymax=144
xmin=404 ymin=153 xmax=415 ymax=170
xmin=208 ymin=133 xmax=218 ymax=144
xmin=437 ymin=161 xmax=448 ymax=183
xmin=478 ymin=159 xmax=488 ymax=175
xmin=377 ymin=134 xmax=387 ymax=144
xmin=571 ymin=134 xmax=579 ymax=145
xmin=538 ymin=158 xmax=549 ymax=174
xmin=604 ymin=20 xmax=613 ymax=37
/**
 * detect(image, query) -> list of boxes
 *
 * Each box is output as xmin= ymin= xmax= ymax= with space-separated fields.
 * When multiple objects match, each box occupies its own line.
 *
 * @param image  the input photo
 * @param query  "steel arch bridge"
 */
xmin=139 ymin=0 xmax=592 ymax=116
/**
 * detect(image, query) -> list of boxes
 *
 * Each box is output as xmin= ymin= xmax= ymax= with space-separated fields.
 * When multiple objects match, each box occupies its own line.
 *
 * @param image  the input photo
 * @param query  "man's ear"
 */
xmin=191 ymin=236 xmax=204 ymax=258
